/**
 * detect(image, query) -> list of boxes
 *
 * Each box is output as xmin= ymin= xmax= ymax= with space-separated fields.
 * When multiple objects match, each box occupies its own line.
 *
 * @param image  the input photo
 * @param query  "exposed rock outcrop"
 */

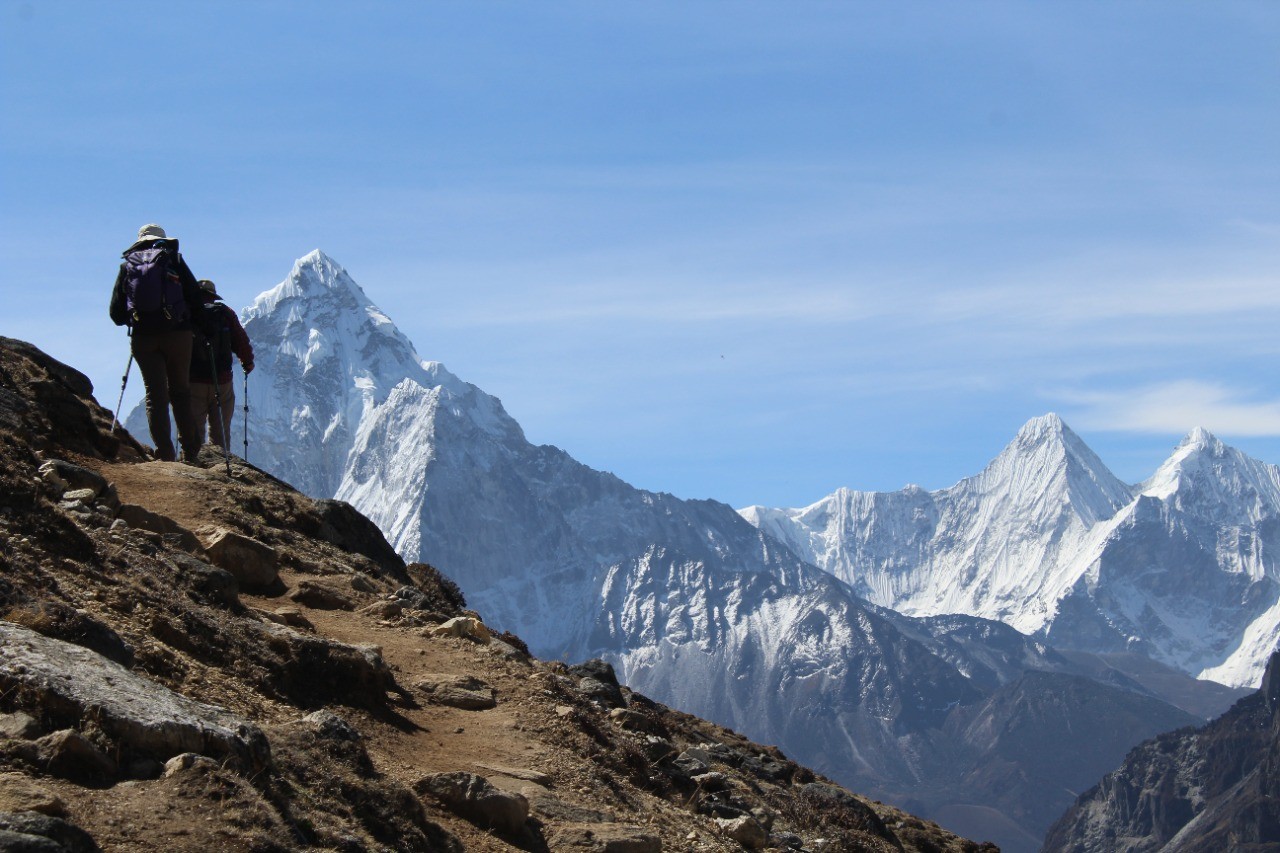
xmin=1044 ymin=650 xmax=1280 ymax=851
xmin=0 ymin=621 xmax=268 ymax=775
xmin=415 ymin=772 xmax=530 ymax=835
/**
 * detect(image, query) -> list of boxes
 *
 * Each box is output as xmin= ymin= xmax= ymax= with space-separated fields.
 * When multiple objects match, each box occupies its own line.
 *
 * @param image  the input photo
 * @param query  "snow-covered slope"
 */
xmin=238 ymin=251 xmax=439 ymax=499
xmin=742 ymin=417 xmax=1280 ymax=687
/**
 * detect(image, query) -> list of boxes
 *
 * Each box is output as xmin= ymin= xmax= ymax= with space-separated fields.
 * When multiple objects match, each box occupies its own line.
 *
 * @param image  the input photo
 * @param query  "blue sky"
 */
xmin=3 ymin=1 xmax=1279 ymax=508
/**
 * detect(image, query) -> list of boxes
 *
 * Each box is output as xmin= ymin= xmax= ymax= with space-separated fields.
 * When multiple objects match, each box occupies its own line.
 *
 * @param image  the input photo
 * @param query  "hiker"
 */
xmin=108 ymin=224 xmax=204 ymax=463
xmin=189 ymin=279 xmax=254 ymax=449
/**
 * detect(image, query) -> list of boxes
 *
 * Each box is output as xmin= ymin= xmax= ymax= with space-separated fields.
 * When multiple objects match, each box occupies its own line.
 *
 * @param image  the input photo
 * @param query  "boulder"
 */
xmin=0 ymin=774 xmax=66 ymax=816
xmin=359 ymin=599 xmax=404 ymax=620
xmin=61 ymin=488 xmax=98 ymax=505
xmin=0 ymin=621 xmax=268 ymax=771
xmin=7 ymin=601 xmax=134 ymax=668
xmin=202 ymin=528 xmax=278 ymax=589
xmin=252 ymin=621 xmax=397 ymax=709
xmin=692 ymin=771 xmax=732 ymax=793
xmin=673 ymin=749 xmax=711 ymax=777
xmin=168 ymin=552 xmax=240 ymax=609
xmin=545 ymin=822 xmax=662 ymax=852
xmin=162 ymin=752 xmax=221 ymax=778
xmin=641 ymin=736 xmax=677 ymax=763
xmin=37 ymin=459 xmax=107 ymax=498
xmin=415 ymin=674 xmax=497 ymax=710
xmin=427 ymin=616 xmax=491 ymax=643
xmin=303 ymin=710 xmax=362 ymax=742
xmin=608 ymin=708 xmax=662 ymax=734
xmin=770 ymin=831 xmax=804 ymax=849
xmin=254 ymin=606 xmax=313 ymax=630
xmin=715 ymin=815 xmax=767 ymax=850
xmin=288 ymin=579 xmax=353 ymax=610
xmin=115 ymin=504 xmax=204 ymax=554
xmin=35 ymin=729 xmax=117 ymax=782
xmin=0 ymin=812 xmax=98 ymax=853
xmin=570 ymin=660 xmax=625 ymax=708
xmin=311 ymin=498 xmax=408 ymax=582
xmin=415 ymin=772 xmax=528 ymax=834
xmin=0 ymin=711 xmax=42 ymax=740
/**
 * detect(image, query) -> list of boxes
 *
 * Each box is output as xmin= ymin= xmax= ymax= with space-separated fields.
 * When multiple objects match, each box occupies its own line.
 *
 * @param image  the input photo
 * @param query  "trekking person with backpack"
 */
xmin=189 ymin=279 xmax=254 ymax=451
xmin=108 ymin=224 xmax=204 ymax=463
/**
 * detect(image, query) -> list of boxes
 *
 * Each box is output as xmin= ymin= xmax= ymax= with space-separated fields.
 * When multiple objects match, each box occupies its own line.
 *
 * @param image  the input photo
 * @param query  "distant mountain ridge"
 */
xmin=741 ymin=415 xmax=1280 ymax=688
xmin=213 ymin=252 xmax=1250 ymax=852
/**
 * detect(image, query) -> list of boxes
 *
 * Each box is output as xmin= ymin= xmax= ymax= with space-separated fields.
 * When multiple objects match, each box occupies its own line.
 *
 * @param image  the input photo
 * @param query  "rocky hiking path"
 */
xmin=0 ymin=336 xmax=995 ymax=852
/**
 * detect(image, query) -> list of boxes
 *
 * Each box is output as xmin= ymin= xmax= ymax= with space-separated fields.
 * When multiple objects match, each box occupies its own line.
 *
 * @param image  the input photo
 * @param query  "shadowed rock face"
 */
xmin=1044 ymin=650 xmax=1280 ymax=852
xmin=933 ymin=671 xmax=1200 ymax=843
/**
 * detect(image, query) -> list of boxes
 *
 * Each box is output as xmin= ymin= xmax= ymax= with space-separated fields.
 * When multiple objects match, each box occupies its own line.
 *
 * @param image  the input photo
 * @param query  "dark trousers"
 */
xmin=191 ymin=380 xmax=235 ymax=449
xmin=131 ymin=330 xmax=199 ymax=461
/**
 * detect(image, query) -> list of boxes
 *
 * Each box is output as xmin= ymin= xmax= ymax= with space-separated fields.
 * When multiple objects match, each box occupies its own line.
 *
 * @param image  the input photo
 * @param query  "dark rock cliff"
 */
xmin=1042 ymin=650 xmax=1280 ymax=852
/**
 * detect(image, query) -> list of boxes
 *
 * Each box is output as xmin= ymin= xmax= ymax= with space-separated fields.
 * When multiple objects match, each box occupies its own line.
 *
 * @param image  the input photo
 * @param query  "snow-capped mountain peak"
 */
xmin=239 ymin=251 xmax=437 ymax=497
xmin=742 ymin=415 xmax=1280 ymax=687
xmin=736 ymin=416 xmax=1133 ymax=637
xmin=1139 ymin=427 xmax=1280 ymax=519
xmin=1014 ymin=411 xmax=1068 ymax=442
xmin=972 ymin=413 xmax=1133 ymax=528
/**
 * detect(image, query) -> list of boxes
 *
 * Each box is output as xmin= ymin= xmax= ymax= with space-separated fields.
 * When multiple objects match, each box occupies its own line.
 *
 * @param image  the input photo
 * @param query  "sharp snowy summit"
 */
xmin=239 ymin=250 xmax=463 ymax=499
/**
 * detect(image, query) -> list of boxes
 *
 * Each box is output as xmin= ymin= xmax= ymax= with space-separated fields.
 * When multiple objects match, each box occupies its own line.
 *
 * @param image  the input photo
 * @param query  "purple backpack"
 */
xmin=122 ymin=242 xmax=188 ymax=329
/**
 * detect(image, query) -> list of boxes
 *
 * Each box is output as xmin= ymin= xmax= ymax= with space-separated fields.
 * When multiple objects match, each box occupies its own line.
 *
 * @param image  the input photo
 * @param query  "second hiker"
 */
xmin=190 ymin=279 xmax=254 ymax=450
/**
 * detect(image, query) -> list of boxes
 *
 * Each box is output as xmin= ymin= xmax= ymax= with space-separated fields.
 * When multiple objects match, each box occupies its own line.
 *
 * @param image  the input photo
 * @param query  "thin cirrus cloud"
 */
xmin=1065 ymin=381 xmax=1280 ymax=437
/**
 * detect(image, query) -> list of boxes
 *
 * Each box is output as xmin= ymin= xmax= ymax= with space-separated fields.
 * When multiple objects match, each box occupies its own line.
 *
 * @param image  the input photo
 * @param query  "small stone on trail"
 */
xmin=0 ymin=772 xmax=67 ymax=816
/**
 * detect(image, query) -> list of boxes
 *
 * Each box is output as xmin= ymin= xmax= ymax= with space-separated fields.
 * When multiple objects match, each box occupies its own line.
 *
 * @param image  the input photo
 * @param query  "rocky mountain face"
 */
xmin=195 ymin=253 xmax=1258 ymax=853
xmin=0 ymin=335 xmax=993 ymax=853
xmin=1043 ymin=650 xmax=1280 ymax=852
xmin=742 ymin=416 xmax=1280 ymax=689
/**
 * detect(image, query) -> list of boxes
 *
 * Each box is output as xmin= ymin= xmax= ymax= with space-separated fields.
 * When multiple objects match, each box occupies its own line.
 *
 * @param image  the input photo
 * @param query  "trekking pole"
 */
xmin=110 ymin=352 xmax=134 ymax=433
xmin=205 ymin=340 xmax=233 ymax=476
xmin=242 ymin=369 xmax=249 ymax=463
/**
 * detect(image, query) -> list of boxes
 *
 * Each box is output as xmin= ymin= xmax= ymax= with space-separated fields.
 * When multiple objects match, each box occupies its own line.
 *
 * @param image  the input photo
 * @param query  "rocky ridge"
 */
xmin=1043 ymin=650 xmax=1280 ymax=851
xmin=0 ymin=335 xmax=992 ymax=852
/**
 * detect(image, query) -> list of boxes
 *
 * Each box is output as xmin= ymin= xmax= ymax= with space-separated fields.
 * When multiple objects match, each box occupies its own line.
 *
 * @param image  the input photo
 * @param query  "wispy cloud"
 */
xmin=1063 ymin=381 xmax=1280 ymax=436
